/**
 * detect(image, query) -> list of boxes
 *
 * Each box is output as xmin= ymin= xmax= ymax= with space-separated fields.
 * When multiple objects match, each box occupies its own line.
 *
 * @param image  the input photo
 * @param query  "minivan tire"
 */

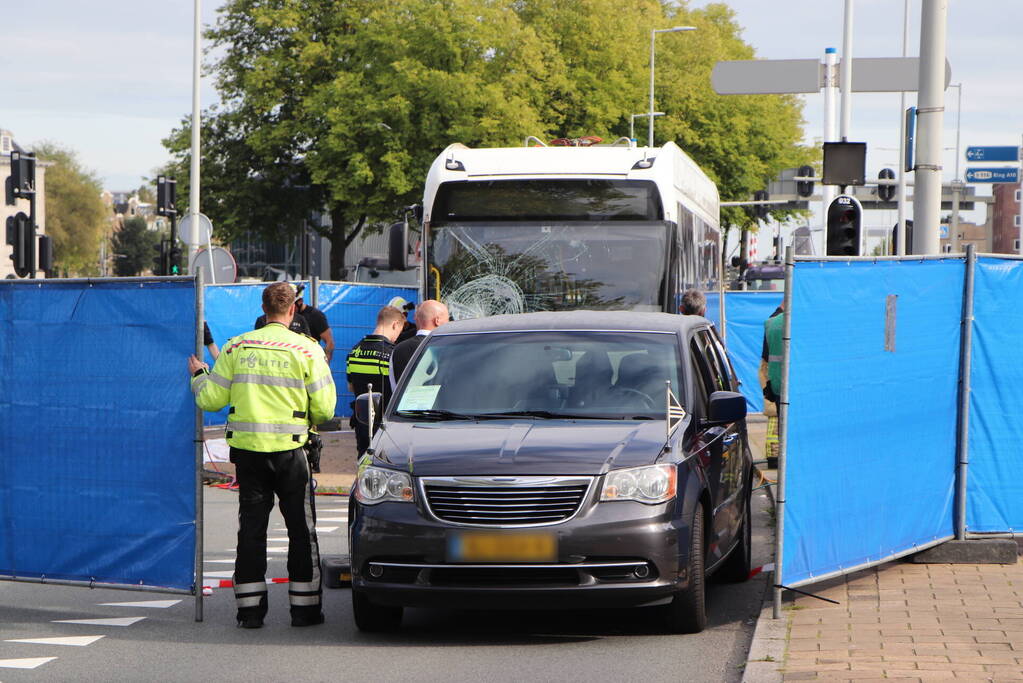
xmin=662 ymin=505 xmax=707 ymax=634
xmin=352 ymin=590 xmax=403 ymax=632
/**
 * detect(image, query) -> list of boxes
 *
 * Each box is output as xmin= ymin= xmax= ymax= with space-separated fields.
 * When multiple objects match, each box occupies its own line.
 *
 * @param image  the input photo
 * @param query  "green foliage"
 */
xmin=112 ymin=216 xmax=160 ymax=276
xmin=163 ymin=0 xmax=814 ymax=275
xmin=34 ymin=142 xmax=108 ymax=276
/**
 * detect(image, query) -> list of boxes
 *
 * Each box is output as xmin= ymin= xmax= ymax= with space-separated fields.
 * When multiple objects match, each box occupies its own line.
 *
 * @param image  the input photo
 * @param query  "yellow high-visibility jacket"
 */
xmin=191 ymin=322 xmax=337 ymax=452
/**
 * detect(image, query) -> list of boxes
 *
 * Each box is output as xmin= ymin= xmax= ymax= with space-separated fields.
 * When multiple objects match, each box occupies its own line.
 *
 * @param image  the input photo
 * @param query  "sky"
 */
xmin=3 ymin=0 xmax=1020 ymax=233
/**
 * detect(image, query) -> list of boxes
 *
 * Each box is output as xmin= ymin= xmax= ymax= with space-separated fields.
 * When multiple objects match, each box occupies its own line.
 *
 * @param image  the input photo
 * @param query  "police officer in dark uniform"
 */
xmin=346 ymin=305 xmax=406 ymax=456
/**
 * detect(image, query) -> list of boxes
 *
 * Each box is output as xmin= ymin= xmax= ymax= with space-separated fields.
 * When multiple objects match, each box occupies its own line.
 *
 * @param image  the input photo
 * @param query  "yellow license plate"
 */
xmin=448 ymin=532 xmax=557 ymax=562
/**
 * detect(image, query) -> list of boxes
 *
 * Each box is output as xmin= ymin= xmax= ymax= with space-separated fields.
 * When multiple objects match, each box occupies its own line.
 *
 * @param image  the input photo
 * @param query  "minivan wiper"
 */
xmin=393 ymin=409 xmax=479 ymax=421
xmin=475 ymin=410 xmax=622 ymax=420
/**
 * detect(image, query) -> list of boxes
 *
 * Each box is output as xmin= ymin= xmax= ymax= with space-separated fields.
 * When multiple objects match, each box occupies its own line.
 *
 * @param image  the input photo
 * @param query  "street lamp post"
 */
xmin=649 ymin=26 xmax=696 ymax=147
xmin=949 ymin=82 xmax=963 ymax=253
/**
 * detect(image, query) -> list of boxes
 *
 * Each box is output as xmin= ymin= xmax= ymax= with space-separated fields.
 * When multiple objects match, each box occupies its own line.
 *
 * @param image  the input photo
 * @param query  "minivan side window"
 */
xmin=696 ymin=329 xmax=732 ymax=393
xmin=688 ymin=338 xmax=712 ymax=417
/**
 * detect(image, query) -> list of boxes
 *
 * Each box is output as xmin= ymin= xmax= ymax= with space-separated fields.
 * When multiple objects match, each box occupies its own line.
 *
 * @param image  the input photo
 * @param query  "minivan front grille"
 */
xmin=421 ymin=477 xmax=592 ymax=527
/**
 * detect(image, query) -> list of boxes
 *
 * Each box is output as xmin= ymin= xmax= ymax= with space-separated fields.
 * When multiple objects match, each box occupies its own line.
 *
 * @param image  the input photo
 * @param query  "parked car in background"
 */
xmin=348 ymin=311 xmax=753 ymax=634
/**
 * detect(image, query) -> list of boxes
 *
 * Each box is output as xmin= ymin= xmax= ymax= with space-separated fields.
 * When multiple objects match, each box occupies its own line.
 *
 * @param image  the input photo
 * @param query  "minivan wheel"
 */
xmin=352 ymin=590 xmax=403 ymax=632
xmin=662 ymin=505 xmax=707 ymax=634
xmin=717 ymin=475 xmax=753 ymax=583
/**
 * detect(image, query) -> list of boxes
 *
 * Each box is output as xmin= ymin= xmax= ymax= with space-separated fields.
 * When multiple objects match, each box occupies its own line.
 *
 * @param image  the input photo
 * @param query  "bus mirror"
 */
xmin=412 ymin=204 xmax=423 ymax=225
xmin=388 ymin=220 xmax=409 ymax=271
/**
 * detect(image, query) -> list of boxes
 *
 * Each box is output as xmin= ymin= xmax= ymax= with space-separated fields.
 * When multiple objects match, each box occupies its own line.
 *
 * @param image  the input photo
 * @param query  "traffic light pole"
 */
xmin=28 ymin=181 xmax=37 ymax=279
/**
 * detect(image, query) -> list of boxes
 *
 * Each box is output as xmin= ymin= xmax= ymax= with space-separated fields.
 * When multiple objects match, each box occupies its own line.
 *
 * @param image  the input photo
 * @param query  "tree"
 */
xmin=111 ymin=216 xmax=160 ymax=276
xmin=164 ymin=0 xmax=813 ymax=277
xmin=164 ymin=0 xmax=550 ymax=278
xmin=34 ymin=142 xmax=108 ymax=276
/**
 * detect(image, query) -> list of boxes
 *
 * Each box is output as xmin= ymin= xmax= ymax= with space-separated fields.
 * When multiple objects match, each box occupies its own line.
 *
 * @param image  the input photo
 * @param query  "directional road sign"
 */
xmin=965 ymin=167 xmax=1020 ymax=184
xmin=965 ymin=146 xmax=1019 ymax=163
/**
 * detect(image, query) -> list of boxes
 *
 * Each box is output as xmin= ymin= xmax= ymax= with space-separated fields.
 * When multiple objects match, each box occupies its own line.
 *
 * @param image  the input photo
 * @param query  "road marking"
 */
xmin=203 ymin=571 xmax=235 ymax=579
xmin=318 ymin=517 xmax=347 ymax=522
xmin=267 ymin=547 xmax=288 ymax=554
xmin=52 ymin=617 xmax=146 ymax=627
xmin=318 ymin=508 xmax=347 ymax=513
xmin=315 ymin=526 xmax=338 ymax=533
xmin=5 ymin=635 xmax=105 ymax=647
xmin=205 ymin=559 xmax=235 ymax=564
xmin=0 ymin=657 xmax=58 ymax=669
xmin=98 ymin=600 xmax=181 ymax=609
xmin=268 ymin=537 xmax=289 ymax=542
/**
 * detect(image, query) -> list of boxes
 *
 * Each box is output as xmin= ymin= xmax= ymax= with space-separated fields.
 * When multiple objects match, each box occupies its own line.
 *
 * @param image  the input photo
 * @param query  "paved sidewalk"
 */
xmin=750 ymin=558 xmax=1023 ymax=682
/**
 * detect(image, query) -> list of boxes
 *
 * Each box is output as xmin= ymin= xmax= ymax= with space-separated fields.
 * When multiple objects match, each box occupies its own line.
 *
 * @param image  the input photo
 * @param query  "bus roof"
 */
xmin=423 ymin=141 xmax=719 ymax=228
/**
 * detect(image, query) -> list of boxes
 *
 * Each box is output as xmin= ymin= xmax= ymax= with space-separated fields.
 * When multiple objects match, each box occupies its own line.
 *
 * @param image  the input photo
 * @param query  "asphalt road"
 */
xmin=0 ymin=486 xmax=772 ymax=683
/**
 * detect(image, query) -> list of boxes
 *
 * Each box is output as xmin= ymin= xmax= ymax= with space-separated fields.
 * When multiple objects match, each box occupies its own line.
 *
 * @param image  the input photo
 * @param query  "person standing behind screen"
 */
xmin=203 ymin=322 xmax=220 ymax=360
xmin=295 ymin=294 xmax=335 ymax=363
xmin=188 ymin=282 xmax=336 ymax=629
xmin=389 ymin=300 xmax=449 ymax=393
xmin=346 ymin=306 xmax=406 ymax=456
xmin=680 ymin=289 xmax=706 ymax=316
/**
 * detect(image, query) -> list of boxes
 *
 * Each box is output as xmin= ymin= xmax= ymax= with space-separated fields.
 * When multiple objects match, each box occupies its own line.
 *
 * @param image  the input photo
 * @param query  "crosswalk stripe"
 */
xmin=52 ymin=617 xmax=145 ymax=627
xmin=205 ymin=559 xmax=235 ymax=564
xmin=6 ymin=635 xmax=105 ymax=647
xmin=0 ymin=657 xmax=58 ymax=669
xmin=202 ymin=571 xmax=235 ymax=579
xmin=318 ymin=517 xmax=347 ymax=522
xmin=315 ymin=526 xmax=338 ymax=533
xmin=98 ymin=600 xmax=181 ymax=609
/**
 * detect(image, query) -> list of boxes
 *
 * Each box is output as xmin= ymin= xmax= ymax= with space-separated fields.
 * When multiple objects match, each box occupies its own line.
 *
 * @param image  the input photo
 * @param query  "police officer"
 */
xmin=759 ymin=304 xmax=784 ymax=468
xmin=188 ymin=282 xmax=336 ymax=629
xmin=346 ymin=305 xmax=406 ymax=455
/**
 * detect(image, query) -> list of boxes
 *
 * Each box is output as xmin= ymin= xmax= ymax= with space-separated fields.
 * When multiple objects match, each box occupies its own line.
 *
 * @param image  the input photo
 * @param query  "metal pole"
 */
xmin=896 ymin=0 xmax=910 ymax=256
xmin=311 ymin=275 xmax=319 ymax=309
xmin=822 ymin=48 xmax=839 ymax=234
xmin=648 ymin=30 xmax=656 ymax=148
xmin=840 ymin=0 xmax=854 ymax=141
xmin=912 ymin=0 xmax=948 ymax=255
xmin=950 ymin=84 xmax=963 ymax=254
xmin=954 ymin=244 xmax=975 ymax=540
xmin=194 ymin=269 xmax=205 ymax=622
xmin=189 ymin=0 xmax=202 ymax=273
xmin=718 ymin=228 xmax=726 ymax=342
xmin=773 ymin=245 xmax=794 ymax=619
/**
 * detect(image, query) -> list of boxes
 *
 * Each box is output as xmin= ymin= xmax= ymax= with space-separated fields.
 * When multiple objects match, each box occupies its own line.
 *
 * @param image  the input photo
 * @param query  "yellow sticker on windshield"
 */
xmin=398 ymin=385 xmax=441 ymax=411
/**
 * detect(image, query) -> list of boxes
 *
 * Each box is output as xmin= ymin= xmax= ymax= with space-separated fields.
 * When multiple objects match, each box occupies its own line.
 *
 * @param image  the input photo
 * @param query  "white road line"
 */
xmin=205 ymin=559 xmax=235 ymax=564
xmin=318 ymin=517 xmax=347 ymax=522
xmin=268 ymin=537 xmax=289 ymax=542
xmin=202 ymin=571 xmax=235 ymax=579
xmin=315 ymin=526 xmax=339 ymax=533
xmin=98 ymin=600 xmax=181 ymax=609
xmin=267 ymin=548 xmax=288 ymax=554
xmin=5 ymin=635 xmax=105 ymax=647
xmin=52 ymin=617 xmax=146 ymax=627
xmin=318 ymin=508 xmax=347 ymax=513
xmin=0 ymin=657 xmax=58 ymax=669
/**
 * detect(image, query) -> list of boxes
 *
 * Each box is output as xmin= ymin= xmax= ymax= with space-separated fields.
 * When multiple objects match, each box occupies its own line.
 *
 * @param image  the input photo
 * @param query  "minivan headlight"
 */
xmin=355 ymin=467 xmax=414 ymax=504
xmin=600 ymin=464 xmax=677 ymax=504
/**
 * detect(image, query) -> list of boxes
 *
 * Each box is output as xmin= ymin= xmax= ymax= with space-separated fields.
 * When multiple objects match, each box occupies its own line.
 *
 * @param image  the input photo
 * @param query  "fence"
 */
xmin=0 ymin=278 xmax=202 ymax=615
xmin=203 ymin=280 xmax=418 ymax=425
xmin=774 ymin=250 xmax=1023 ymax=613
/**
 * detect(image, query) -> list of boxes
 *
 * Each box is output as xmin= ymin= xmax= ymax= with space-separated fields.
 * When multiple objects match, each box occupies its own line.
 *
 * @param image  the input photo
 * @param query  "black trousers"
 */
xmin=231 ymin=446 xmax=322 ymax=621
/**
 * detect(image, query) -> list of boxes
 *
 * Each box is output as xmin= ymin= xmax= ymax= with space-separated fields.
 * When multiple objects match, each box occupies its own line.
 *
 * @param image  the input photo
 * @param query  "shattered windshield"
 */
xmin=427 ymin=222 xmax=669 ymax=320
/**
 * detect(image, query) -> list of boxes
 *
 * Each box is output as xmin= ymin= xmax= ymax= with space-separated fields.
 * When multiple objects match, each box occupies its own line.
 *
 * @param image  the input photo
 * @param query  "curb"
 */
xmin=741 ymin=599 xmax=786 ymax=683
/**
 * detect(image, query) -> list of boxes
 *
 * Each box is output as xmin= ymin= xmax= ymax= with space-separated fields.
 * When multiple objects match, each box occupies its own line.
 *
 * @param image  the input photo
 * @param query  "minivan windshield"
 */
xmin=392 ymin=331 xmax=682 ymax=420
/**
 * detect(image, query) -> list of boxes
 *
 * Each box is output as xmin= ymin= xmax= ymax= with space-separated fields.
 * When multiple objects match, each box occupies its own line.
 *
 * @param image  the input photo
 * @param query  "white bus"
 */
xmin=392 ymin=138 xmax=721 ymax=320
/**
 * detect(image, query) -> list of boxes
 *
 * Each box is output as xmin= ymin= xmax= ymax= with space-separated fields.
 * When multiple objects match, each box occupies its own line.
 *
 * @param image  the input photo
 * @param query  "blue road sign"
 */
xmin=965 ymin=146 xmax=1020 ymax=162
xmin=965 ymin=167 xmax=1020 ymax=184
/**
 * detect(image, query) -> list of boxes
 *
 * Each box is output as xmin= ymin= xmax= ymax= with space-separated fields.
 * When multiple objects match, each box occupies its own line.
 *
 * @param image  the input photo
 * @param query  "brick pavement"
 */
xmin=772 ymin=559 xmax=1023 ymax=681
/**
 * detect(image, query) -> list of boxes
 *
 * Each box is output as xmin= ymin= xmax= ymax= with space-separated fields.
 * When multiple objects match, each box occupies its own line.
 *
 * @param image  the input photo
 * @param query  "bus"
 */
xmin=390 ymin=138 xmax=721 ymax=320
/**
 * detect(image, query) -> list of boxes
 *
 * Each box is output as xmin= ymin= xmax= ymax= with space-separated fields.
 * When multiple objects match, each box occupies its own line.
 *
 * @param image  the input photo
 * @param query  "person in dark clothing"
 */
xmin=388 ymin=296 xmax=418 ymax=343
xmin=346 ymin=306 xmax=406 ymax=455
xmin=680 ymin=289 xmax=707 ymax=316
xmin=388 ymin=300 xmax=449 ymax=393
xmin=255 ymin=309 xmax=311 ymax=336
xmin=203 ymin=322 xmax=220 ymax=360
xmin=295 ymin=296 xmax=335 ymax=362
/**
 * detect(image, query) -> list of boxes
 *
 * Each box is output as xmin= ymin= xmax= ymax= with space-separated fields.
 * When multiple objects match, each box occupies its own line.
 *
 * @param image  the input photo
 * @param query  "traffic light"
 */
xmin=826 ymin=195 xmax=863 ymax=256
xmin=157 ymin=176 xmax=177 ymax=217
xmin=152 ymin=239 xmax=168 ymax=275
xmin=796 ymin=165 xmax=815 ymax=198
xmin=10 ymin=151 xmax=36 ymax=197
xmin=168 ymin=244 xmax=182 ymax=275
xmin=877 ymin=168 xmax=896 ymax=202
xmin=754 ymin=189 xmax=769 ymax=220
xmin=892 ymin=219 xmax=914 ymax=255
xmin=38 ymin=234 xmax=53 ymax=275
xmin=6 ymin=212 xmax=32 ymax=277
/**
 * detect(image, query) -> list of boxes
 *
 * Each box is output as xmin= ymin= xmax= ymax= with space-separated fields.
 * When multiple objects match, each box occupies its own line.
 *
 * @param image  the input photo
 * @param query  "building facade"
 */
xmin=992 ymin=182 xmax=1021 ymax=254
